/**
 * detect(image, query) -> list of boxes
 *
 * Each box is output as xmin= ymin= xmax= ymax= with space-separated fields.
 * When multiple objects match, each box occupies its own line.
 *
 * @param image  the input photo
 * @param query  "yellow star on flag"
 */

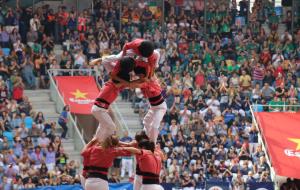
xmin=71 ymin=89 xmax=88 ymax=99
xmin=288 ymin=138 xmax=300 ymax=150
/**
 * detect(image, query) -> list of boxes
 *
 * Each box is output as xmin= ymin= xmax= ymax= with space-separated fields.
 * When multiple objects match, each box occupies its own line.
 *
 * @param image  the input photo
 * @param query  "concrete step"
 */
xmin=31 ymin=109 xmax=57 ymax=116
xmin=30 ymin=101 xmax=56 ymax=107
xmin=25 ymin=89 xmax=50 ymax=94
xmin=27 ymin=96 xmax=51 ymax=102
xmin=45 ymin=116 xmax=60 ymax=122
xmin=26 ymin=89 xmax=82 ymax=167
xmin=32 ymin=102 xmax=56 ymax=112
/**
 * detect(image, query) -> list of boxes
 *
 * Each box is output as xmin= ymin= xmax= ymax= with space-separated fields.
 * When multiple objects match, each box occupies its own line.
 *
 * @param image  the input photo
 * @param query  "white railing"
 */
xmin=47 ymin=68 xmax=130 ymax=138
xmin=111 ymin=102 xmax=130 ymax=136
xmin=251 ymin=104 xmax=300 ymax=112
xmin=48 ymin=70 xmax=86 ymax=151
xmin=250 ymin=104 xmax=300 ymax=190
xmin=47 ymin=68 xmax=98 ymax=77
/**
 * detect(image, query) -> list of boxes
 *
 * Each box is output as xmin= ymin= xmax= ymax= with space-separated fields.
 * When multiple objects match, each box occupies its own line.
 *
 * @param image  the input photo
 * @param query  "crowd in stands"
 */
xmin=0 ymin=0 xmax=299 ymax=189
xmin=0 ymin=2 xmax=86 ymax=189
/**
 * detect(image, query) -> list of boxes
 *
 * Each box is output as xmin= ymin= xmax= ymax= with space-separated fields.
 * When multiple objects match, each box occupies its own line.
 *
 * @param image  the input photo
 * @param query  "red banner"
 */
xmin=255 ymin=112 xmax=300 ymax=179
xmin=55 ymin=76 xmax=99 ymax=114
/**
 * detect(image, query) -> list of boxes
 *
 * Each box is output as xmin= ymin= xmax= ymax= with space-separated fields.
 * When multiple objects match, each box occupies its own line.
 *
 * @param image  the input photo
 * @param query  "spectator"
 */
xmin=120 ymin=131 xmax=133 ymax=179
xmin=21 ymin=58 xmax=36 ymax=89
xmin=0 ymin=0 xmax=298 ymax=188
xmin=58 ymin=105 xmax=69 ymax=139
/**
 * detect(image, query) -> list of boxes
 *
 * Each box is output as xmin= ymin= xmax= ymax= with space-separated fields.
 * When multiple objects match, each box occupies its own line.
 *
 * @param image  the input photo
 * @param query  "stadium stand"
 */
xmin=0 ymin=0 xmax=299 ymax=189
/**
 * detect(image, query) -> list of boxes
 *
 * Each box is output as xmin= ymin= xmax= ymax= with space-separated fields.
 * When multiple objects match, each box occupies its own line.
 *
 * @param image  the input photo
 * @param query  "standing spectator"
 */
xmin=58 ymin=105 xmax=69 ymax=139
xmin=120 ymin=131 xmax=133 ymax=179
xmin=21 ymin=58 xmax=36 ymax=89
xmin=30 ymin=14 xmax=40 ymax=32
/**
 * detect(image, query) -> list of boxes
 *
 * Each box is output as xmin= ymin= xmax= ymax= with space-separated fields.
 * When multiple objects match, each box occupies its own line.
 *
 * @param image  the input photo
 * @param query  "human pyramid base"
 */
xmin=81 ymin=39 xmax=167 ymax=190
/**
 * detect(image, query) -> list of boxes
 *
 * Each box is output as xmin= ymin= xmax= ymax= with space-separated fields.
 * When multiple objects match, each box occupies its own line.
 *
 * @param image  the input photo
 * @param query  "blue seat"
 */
xmin=2 ymin=48 xmax=10 ymax=56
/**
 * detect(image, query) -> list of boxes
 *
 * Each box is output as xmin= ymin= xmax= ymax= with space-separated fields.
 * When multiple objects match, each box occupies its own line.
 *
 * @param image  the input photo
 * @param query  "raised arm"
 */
xmin=89 ymin=58 xmax=102 ymax=65
xmin=81 ymin=137 xmax=98 ymax=154
xmin=118 ymin=140 xmax=137 ymax=147
xmin=119 ymin=147 xmax=142 ymax=155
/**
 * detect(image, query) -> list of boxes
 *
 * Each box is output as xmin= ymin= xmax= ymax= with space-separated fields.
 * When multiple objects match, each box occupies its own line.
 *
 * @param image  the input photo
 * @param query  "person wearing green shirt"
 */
xmin=283 ymin=40 xmax=294 ymax=59
xmin=206 ymin=10 xmax=214 ymax=21
xmin=221 ymin=20 xmax=230 ymax=35
xmin=246 ymin=40 xmax=259 ymax=52
xmin=269 ymin=12 xmax=279 ymax=24
xmin=269 ymin=12 xmax=279 ymax=30
xmin=147 ymin=18 xmax=158 ymax=34
xmin=210 ymin=20 xmax=219 ymax=35
xmin=227 ymin=60 xmax=240 ymax=73
xmin=203 ymin=51 xmax=212 ymax=66
xmin=214 ymin=50 xmax=225 ymax=68
xmin=125 ymin=21 xmax=134 ymax=34
xmin=237 ymin=51 xmax=247 ymax=65
xmin=219 ymin=60 xmax=228 ymax=75
xmin=268 ymin=96 xmax=284 ymax=112
xmin=215 ymin=10 xmax=222 ymax=22
xmin=189 ymin=41 xmax=201 ymax=54
xmin=32 ymin=43 xmax=42 ymax=54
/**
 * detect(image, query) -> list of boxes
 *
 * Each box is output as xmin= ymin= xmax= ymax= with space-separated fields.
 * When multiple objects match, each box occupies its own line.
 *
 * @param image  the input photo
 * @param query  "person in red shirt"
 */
xmin=133 ymin=131 xmax=149 ymax=190
xmin=82 ymin=135 xmax=131 ymax=190
xmin=133 ymin=131 xmax=165 ymax=190
xmin=90 ymin=38 xmax=156 ymax=75
xmin=133 ymin=57 xmax=167 ymax=144
xmin=80 ymin=137 xmax=99 ymax=188
xmin=120 ymin=139 xmax=164 ymax=190
xmin=91 ymin=40 xmax=167 ymax=144
xmin=92 ymin=57 xmax=136 ymax=142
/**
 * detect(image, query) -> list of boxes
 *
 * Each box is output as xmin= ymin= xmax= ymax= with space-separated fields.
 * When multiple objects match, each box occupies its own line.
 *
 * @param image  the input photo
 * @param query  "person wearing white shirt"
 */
xmin=271 ymin=51 xmax=284 ymax=68
xmin=29 ymin=14 xmax=40 ymax=32
xmin=180 ymin=106 xmax=192 ymax=125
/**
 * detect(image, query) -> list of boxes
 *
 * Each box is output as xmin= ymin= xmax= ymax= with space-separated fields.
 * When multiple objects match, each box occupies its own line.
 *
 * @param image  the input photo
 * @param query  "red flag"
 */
xmin=255 ymin=112 xmax=300 ymax=179
xmin=55 ymin=76 xmax=99 ymax=114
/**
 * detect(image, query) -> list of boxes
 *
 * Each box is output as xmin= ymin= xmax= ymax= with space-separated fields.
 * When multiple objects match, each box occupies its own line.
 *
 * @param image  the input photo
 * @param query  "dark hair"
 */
xmin=119 ymin=56 xmax=135 ymax=73
xmin=63 ymin=105 xmax=69 ymax=111
xmin=138 ymin=40 xmax=154 ymax=57
xmin=135 ymin=130 xmax=149 ymax=143
xmin=138 ymin=139 xmax=155 ymax=152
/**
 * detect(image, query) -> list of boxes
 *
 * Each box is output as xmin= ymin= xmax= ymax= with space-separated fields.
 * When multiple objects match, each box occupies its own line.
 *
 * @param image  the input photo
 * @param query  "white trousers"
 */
xmin=80 ymin=175 xmax=86 ymax=189
xmin=141 ymin=184 xmax=164 ymax=190
xmin=101 ymin=49 xmax=139 ymax=72
xmin=143 ymin=101 xmax=167 ymax=143
xmin=134 ymin=175 xmax=143 ymax=190
xmin=85 ymin=178 xmax=108 ymax=190
xmin=92 ymin=105 xmax=116 ymax=142
xmin=183 ymin=187 xmax=195 ymax=190
xmin=121 ymin=158 xmax=133 ymax=178
xmin=101 ymin=53 xmax=121 ymax=73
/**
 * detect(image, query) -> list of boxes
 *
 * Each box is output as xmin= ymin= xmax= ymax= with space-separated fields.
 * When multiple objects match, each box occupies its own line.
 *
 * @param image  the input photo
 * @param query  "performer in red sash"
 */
xmin=91 ymin=56 xmax=135 ymax=142
xmin=82 ymin=135 xmax=131 ymax=190
xmin=120 ymin=139 xmax=164 ymax=190
xmin=91 ymin=39 xmax=167 ymax=144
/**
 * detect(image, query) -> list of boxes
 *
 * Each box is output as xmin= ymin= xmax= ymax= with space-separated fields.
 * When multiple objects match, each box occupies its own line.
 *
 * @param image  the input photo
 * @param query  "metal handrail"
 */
xmin=111 ymin=102 xmax=130 ymax=135
xmin=47 ymin=70 xmax=86 ymax=148
xmin=251 ymin=104 xmax=300 ymax=112
xmin=250 ymin=106 xmax=275 ymax=180
xmin=248 ymin=104 xmax=300 ymax=189
xmin=48 ymin=69 xmax=97 ymax=77
xmin=47 ymin=68 xmax=130 ymax=137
